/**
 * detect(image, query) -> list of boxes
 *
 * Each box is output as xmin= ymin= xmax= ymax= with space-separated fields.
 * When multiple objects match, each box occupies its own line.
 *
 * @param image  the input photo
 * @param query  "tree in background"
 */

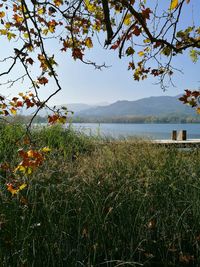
xmin=0 ymin=0 xmax=199 ymax=123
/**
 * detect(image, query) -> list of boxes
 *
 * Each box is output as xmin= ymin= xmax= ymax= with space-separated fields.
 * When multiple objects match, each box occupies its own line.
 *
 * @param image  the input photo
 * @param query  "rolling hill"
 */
xmin=76 ymin=95 xmax=196 ymax=118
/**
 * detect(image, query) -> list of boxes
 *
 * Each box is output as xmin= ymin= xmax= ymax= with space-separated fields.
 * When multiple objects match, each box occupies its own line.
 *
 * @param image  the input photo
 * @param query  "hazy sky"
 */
xmin=0 ymin=0 xmax=200 ymax=105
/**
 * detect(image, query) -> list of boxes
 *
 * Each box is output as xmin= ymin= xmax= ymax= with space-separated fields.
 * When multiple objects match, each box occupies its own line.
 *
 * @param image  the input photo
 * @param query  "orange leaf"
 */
xmin=0 ymin=11 xmax=5 ymax=18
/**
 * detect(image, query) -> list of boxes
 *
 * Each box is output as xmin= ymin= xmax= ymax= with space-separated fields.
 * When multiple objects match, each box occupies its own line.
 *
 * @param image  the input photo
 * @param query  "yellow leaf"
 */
xmin=23 ymin=32 xmax=29 ymax=39
xmin=196 ymin=107 xmax=200 ymax=114
xmin=85 ymin=37 xmax=93 ymax=48
xmin=10 ymin=108 xmax=17 ymax=115
xmin=124 ymin=14 xmax=132 ymax=26
xmin=58 ymin=116 xmax=67 ymax=124
xmin=41 ymin=147 xmax=51 ymax=153
xmin=85 ymin=0 xmax=95 ymax=12
xmin=27 ymin=44 xmax=34 ymax=51
xmin=15 ymin=165 xmax=26 ymax=173
xmin=143 ymin=38 xmax=150 ymax=43
xmin=138 ymin=51 xmax=145 ymax=57
xmin=170 ymin=0 xmax=179 ymax=10
xmin=19 ymin=183 xmax=27 ymax=191
xmin=5 ymin=23 xmax=11 ymax=29
xmin=27 ymin=167 xmax=33 ymax=175
xmin=42 ymin=28 xmax=49 ymax=35
xmin=0 ymin=29 xmax=7 ymax=35
xmin=27 ymin=150 xmax=34 ymax=157
xmin=92 ymin=23 xmax=101 ymax=32
xmin=7 ymin=32 xmax=16 ymax=41
xmin=48 ymin=25 xmax=55 ymax=33
xmin=38 ymin=7 xmax=44 ymax=15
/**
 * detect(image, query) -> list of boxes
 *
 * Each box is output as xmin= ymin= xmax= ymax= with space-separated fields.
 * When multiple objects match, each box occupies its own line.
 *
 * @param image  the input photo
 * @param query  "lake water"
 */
xmin=71 ymin=123 xmax=200 ymax=140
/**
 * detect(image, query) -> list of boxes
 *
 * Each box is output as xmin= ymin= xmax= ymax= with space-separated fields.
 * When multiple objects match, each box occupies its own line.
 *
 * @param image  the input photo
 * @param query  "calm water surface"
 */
xmin=71 ymin=123 xmax=200 ymax=140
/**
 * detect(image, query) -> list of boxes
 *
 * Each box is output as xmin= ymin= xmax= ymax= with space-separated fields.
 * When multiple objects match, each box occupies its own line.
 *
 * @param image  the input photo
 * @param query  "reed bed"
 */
xmin=0 ymin=123 xmax=200 ymax=266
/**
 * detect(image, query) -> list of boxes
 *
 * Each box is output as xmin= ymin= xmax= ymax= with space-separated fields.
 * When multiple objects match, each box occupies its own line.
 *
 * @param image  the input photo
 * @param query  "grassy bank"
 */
xmin=0 ymin=123 xmax=200 ymax=266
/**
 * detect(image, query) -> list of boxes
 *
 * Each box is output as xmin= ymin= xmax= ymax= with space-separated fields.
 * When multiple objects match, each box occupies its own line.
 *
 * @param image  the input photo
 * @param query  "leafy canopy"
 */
xmin=0 ymin=0 xmax=200 ymax=119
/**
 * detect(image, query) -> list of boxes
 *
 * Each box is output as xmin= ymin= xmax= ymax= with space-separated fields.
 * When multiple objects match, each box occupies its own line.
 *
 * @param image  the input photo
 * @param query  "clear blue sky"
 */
xmin=0 ymin=0 xmax=200 ymax=105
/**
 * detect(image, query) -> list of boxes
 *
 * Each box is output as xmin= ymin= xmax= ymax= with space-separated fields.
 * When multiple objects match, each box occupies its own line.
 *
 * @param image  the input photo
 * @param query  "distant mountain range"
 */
xmin=20 ymin=102 xmax=107 ymax=116
xmin=75 ymin=95 xmax=196 ymax=118
xmin=20 ymin=95 xmax=196 ymax=119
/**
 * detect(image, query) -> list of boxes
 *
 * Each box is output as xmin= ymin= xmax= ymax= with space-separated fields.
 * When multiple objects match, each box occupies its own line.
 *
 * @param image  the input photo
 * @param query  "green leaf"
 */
xmin=126 ymin=47 xmax=135 ymax=56
xmin=190 ymin=49 xmax=200 ymax=63
xmin=161 ymin=46 xmax=172 ymax=56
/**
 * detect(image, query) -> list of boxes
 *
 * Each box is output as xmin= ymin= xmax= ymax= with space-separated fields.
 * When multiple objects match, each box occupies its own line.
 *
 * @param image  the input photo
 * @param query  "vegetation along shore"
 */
xmin=0 ymin=123 xmax=200 ymax=266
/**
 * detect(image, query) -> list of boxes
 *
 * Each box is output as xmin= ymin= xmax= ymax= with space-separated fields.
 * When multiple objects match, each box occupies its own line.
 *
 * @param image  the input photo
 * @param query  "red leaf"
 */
xmin=26 ymin=57 xmax=34 ymax=65
xmin=142 ymin=8 xmax=152 ymax=20
xmin=16 ymin=101 xmax=23 ymax=107
xmin=48 ymin=114 xmax=59 ymax=124
xmin=38 ymin=77 xmax=48 ymax=85
xmin=132 ymin=26 xmax=141 ymax=36
xmin=72 ymin=48 xmax=84 ymax=60
xmin=110 ymin=40 xmax=121 ymax=50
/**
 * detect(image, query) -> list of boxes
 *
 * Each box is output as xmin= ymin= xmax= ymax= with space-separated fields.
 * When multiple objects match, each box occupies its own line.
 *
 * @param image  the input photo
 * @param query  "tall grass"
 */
xmin=0 ymin=123 xmax=200 ymax=266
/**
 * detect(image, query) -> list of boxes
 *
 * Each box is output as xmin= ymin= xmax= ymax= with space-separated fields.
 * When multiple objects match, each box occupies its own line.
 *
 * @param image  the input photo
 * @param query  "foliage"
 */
xmin=72 ymin=114 xmax=200 ymax=123
xmin=1 ymin=125 xmax=200 ymax=266
xmin=0 ymin=0 xmax=200 ymax=122
xmin=0 ymin=2 xmax=199 ymax=264
xmin=179 ymin=89 xmax=200 ymax=114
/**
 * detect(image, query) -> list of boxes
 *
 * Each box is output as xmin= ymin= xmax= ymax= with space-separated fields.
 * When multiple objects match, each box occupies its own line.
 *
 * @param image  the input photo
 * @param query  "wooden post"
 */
xmin=171 ymin=130 xmax=177 ymax=140
xmin=177 ymin=130 xmax=187 ymax=141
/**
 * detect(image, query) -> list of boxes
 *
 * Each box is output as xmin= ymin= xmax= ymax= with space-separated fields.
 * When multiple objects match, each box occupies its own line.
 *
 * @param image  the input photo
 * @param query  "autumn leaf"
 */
xmin=85 ymin=0 xmax=96 ymax=13
xmin=7 ymin=183 xmax=27 ymax=196
xmin=142 ymin=8 xmax=152 ymax=20
xmin=126 ymin=47 xmax=135 ymax=56
xmin=138 ymin=51 xmax=145 ymax=57
xmin=26 ymin=57 xmax=34 ymax=65
xmin=13 ymin=14 xmax=23 ymax=24
xmin=10 ymin=107 xmax=17 ymax=115
xmin=38 ymin=7 xmax=45 ymax=15
xmin=170 ymin=0 xmax=179 ymax=10
xmin=48 ymin=114 xmax=59 ymax=124
xmin=19 ymin=183 xmax=27 ymax=191
xmin=41 ymin=147 xmax=51 ymax=153
xmin=38 ymin=76 xmax=49 ymax=85
xmin=72 ymin=48 xmax=84 ymax=60
xmin=0 ymin=11 xmax=5 ymax=18
xmin=48 ymin=114 xmax=66 ymax=124
xmin=3 ymin=110 xmax=9 ymax=116
xmin=7 ymin=32 xmax=16 ymax=41
xmin=0 ymin=29 xmax=7 ymax=35
xmin=124 ymin=14 xmax=132 ymax=26
xmin=132 ymin=26 xmax=141 ymax=37
xmin=58 ymin=116 xmax=67 ymax=124
xmin=110 ymin=40 xmax=121 ymax=50
xmin=85 ymin=37 xmax=93 ymax=48
xmin=54 ymin=0 xmax=63 ymax=7
xmin=162 ymin=46 xmax=172 ymax=56
xmin=7 ymin=183 xmax=18 ymax=196
xmin=18 ymin=92 xmax=24 ymax=97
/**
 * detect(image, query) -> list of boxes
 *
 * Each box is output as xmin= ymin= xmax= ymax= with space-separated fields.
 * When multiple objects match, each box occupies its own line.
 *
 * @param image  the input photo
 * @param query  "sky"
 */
xmin=0 ymin=0 xmax=200 ymax=106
